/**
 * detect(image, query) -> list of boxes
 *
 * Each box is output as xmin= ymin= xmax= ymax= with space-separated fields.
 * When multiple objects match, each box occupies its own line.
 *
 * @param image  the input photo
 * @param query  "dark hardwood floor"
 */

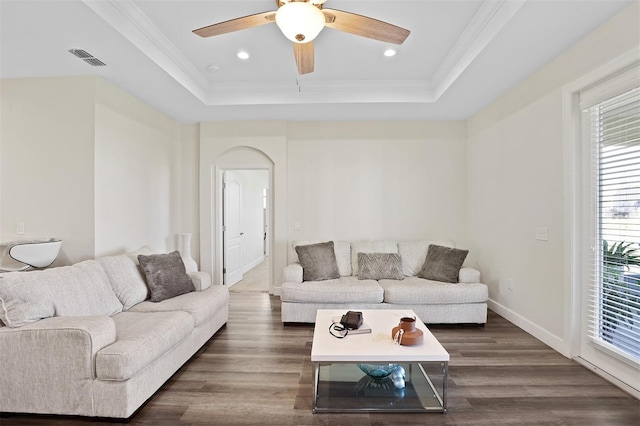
xmin=2 ymin=293 xmax=639 ymax=425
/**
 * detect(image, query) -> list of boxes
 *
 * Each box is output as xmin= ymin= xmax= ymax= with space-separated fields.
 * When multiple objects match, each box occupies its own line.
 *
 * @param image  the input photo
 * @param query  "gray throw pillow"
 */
xmin=357 ymin=252 xmax=404 ymax=280
xmin=295 ymin=241 xmax=340 ymax=282
xmin=418 ymin=244 xmax=469 ymax=283
xmin=138 ymin=251 xmax=195 ymax=302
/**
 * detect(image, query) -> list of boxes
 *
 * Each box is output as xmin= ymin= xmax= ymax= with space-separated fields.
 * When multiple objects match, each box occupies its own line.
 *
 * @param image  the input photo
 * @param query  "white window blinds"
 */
xmin=585 ymin=85 xmax=640 ymax=361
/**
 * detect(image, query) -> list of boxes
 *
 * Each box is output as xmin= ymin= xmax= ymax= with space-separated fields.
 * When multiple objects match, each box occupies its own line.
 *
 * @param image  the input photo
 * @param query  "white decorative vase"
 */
xmin=178 ymin=233 xmax=198 ymax=273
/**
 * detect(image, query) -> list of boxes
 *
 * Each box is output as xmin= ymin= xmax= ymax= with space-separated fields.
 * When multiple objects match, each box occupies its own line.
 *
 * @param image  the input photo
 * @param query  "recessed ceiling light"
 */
xmin=384 ymin=49 xmax=396 ymax=57
xmin=237 ymin=51 xmax=250 ymax=60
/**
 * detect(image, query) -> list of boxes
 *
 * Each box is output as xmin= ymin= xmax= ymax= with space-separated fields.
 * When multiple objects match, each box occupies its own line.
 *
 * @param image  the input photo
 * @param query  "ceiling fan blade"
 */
xmin=322 ymin=9 xmax=410 ymax=44
xmin=193 ymin=11 xmax=276 ymax=37
xmin=293 ymin=42 xmax=314 ymax=75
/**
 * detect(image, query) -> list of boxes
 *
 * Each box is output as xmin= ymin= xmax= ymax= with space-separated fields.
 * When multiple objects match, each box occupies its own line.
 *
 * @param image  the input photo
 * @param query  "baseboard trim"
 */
xmin=488 ymin=299 xmax=567 ymax=357
xmin=242 ymin=256 xmax=265 ymax=274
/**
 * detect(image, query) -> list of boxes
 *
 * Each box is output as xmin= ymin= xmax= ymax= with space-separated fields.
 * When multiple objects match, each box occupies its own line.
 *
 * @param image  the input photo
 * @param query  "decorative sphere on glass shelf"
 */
xmin=357 ymin=363 xmax=400 ymax=379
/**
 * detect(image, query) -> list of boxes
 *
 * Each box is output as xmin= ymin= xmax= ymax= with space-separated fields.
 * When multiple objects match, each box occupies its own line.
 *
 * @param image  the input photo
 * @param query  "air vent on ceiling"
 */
xmin=68 ymin=48 xmax=107 ymax=67
xmin=83 ymin=57 xmax=107 ymax=67
xmin=68 ymin=49 xmax=92 ymax=59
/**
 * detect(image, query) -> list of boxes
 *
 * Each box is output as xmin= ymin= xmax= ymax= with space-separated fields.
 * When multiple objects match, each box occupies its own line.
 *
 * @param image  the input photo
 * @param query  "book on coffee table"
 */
xmin=332 ymin=316 xmax=372 ymax=336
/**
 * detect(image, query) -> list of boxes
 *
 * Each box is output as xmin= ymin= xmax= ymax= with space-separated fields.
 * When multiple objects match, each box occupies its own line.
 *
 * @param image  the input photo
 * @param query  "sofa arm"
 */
xmin=459 ymin=267 xmax=481 ymax=283
xmin=283 ymin=263 xmax=303 ymax=283
xmin=0 ymin=316 xmax=116 ymax=414
xmin=189 ymin=271 xmax=212 ymax=290
xmin=0 ymin=316 xmax=116 ymax=378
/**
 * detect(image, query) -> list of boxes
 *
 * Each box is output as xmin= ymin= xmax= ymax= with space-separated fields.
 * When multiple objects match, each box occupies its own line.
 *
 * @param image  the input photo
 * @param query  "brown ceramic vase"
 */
xmin=391 ymin=317 xmax=424 ymax=346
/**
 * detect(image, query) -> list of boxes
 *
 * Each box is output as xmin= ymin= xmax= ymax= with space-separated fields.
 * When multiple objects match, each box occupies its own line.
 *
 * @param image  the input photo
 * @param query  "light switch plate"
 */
xmin=536 ymin=227 xmax=548 ymax=241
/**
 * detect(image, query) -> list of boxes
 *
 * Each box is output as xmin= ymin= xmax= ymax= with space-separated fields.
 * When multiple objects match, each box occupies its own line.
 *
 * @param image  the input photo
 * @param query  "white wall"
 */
xmin=180 ymin=123 xmax=200 ymax=263
xmin=467 ymin=1 xmax=640 ymax=353
xmin=468 ymin=90 xmax=566 ymax=340
xmin=0 ymin=77 xmax=96 ymax=264
xmin=94 ymin=78 xmax=181 ymax=257
xmin=0 ymin=76 xmax=183 ymax=264
xmin=286 ymin=121 xmax=469 ymax=259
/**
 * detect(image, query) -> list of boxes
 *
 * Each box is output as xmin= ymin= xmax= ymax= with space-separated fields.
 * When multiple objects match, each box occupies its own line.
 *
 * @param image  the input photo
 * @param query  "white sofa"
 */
xmin=281 ymin=240 xmax=488 ymax=324
xmin=0 ymin=251 xmax=229 ymax=418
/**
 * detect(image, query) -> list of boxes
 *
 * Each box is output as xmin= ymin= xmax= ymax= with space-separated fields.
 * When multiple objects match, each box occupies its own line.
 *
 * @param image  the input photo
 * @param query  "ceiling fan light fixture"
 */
xmin=275 ymin=2 xmax=325 ymax=44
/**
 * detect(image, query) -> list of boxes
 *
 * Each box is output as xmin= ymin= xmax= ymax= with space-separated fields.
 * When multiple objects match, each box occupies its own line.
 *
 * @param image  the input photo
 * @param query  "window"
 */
xmin=584 ymin=86 xmax=640 ymax=361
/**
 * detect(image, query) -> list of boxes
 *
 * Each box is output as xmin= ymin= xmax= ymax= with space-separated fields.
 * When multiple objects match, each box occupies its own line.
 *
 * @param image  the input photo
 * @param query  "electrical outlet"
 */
xmin=16 ymin=221 xmax=25 ymax=235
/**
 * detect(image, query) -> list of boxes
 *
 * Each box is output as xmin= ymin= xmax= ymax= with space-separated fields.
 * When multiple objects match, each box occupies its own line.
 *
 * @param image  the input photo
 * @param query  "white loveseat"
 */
xmin=281 ymin=240 xmax=488 ymax=324
xmin=0 ymin=251 xmax=229 ymax=418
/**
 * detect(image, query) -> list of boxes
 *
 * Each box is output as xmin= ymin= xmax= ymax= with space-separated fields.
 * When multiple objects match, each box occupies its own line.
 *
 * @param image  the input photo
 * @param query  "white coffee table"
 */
xmin=311 ymin=309 xmax=449 ymax=413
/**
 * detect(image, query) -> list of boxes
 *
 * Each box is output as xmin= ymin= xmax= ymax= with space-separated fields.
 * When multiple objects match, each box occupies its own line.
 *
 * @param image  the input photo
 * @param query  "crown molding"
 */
xmin=206 ymin=79 xmax=433 ymax=105
xmin=81 ymin=0 xmax=210 ymax=102
xmin=431 ymin=0 xmax=527 ymax=100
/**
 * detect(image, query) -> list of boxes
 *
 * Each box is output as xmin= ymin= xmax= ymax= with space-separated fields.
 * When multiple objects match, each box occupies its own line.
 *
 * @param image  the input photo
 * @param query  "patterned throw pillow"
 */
xmin=357 ymin=252 xmax=404 ymax=280
xmin=418 ymin=244 xmax=469 ymax=283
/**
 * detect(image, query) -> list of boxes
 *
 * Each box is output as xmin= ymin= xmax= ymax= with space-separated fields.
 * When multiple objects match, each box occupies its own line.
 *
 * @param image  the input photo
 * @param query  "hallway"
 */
xmin=228 ymin=257 xmax=269 ymax=293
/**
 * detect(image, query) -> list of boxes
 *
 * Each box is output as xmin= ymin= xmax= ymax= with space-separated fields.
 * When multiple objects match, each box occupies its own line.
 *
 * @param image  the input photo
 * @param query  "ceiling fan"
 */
xmin=193 ymin=0 xmax=410 ymax=75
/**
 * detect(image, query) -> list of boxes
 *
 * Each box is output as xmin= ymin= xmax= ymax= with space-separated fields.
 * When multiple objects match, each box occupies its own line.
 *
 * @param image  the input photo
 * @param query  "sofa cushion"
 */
xmin=283 ymin=263 xmax=303 ymax=283
xmin=397 ymin=240 xmax=456 ymax=277
xmin=379 ymin=277 xmax=488 ymax=304
xmin=459 ymin=267 xmax=481 ymax=283
xmin=357 ymin=253 xmax=404 ymax=280
xmin=189 ymin=271 xmax=212 ymax=291
xmin=138 ymin=252 xmax=195 ymax=302
xmin=351 ymin=241 xmax=398 ymax=276
xmin=418 ymin=245 xmax=468 ymax=283
xmin=295 ymin=242 xmax=340 ymax=282
xmin=0 ymin=260 xmax=123 ymax=328
xmin=281 ymin=277 xmax=383 ymax=304
xmin=96 ymin=310 xmax=193 ymax=381
xmin=129 ymin=285 xmax=228 ymax=327
xmin=126 ymin=246 xmax=157 ymax=265
xmin=97 ymin=255 xmax=149 ymax=310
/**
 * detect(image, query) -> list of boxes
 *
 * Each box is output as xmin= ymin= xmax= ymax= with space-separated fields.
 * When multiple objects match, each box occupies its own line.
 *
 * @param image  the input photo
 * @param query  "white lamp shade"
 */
xmin=275 ymin=2 xmax=325 ymax=43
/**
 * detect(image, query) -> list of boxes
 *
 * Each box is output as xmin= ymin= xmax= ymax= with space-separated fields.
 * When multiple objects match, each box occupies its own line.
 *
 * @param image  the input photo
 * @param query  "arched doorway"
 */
xmin=215 ymin=147 xmax=273 ymax=293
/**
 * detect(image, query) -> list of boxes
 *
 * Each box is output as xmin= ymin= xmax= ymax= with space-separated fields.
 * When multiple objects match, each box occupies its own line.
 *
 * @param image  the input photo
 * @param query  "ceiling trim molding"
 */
xmin=431 ymin=0 xmax=527 ymax=100
xmin=81 ymin=0 xmax=211 ymax=102
xmin=83 ymin=0 xmax=524 ymax=107
xmin=206 ymin=79 xmax=433 ymax=105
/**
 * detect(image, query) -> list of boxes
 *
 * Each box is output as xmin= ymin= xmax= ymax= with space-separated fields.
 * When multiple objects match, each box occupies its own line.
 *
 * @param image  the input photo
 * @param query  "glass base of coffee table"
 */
xmin=313 ymin=361 xmax=447 ymax=413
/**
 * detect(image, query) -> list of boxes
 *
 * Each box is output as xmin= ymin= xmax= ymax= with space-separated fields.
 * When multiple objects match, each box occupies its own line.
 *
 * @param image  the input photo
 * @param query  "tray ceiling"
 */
xmin=0 ymin=0 xmax=634 ymax=122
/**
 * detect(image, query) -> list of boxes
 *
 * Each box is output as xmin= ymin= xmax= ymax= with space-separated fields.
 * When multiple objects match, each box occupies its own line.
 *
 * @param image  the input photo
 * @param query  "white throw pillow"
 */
xmin=0 ymin=260 xmax=123 ymax=328
xmin=98 ymin=255 xmax=150 ymax=310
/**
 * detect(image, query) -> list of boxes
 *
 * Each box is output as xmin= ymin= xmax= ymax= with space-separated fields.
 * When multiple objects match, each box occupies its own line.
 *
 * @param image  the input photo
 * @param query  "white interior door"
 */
xmin=223 ymin=171 xmax=243 ymax=286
